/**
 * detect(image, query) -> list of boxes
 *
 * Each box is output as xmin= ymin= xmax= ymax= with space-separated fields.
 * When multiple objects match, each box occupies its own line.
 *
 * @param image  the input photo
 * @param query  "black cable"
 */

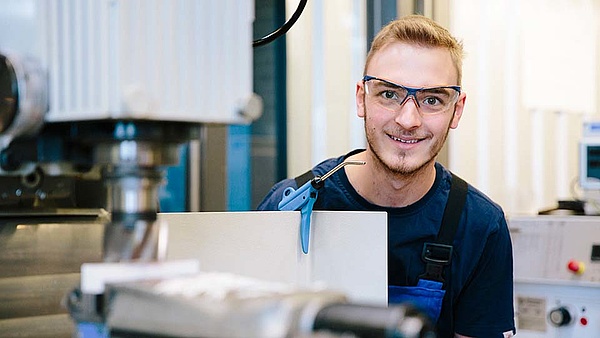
xmin=253 ymin=0 xmax=308 ymax=47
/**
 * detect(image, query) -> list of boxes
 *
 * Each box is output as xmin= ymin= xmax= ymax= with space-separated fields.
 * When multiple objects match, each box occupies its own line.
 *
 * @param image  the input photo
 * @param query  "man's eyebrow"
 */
xmin=422 ymin=87 xmax=450 ymax=94
xmin=377 ymin=79 xmax=403 ymax=88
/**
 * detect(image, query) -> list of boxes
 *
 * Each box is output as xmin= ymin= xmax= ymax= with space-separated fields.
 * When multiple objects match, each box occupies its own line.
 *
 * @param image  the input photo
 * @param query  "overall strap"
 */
xmin=419 ymin=173 xmax=468 ymax=284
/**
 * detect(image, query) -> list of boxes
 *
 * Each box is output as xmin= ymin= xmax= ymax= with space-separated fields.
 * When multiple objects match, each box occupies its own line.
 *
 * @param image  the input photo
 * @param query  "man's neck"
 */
xmin=345 ymin=151 xmax=437 ymax=208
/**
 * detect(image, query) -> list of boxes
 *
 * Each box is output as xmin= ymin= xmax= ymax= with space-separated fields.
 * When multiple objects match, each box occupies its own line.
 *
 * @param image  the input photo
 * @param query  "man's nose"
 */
xmin=394 ymin=95 xmax=422 ymax=128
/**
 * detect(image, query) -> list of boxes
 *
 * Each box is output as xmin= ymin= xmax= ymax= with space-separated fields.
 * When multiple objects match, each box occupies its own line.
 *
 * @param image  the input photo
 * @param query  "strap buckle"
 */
xmin=421 ymin=243 xmax=453 ymax=264
xmin=419 ymin=243 xmax=453 ymax=283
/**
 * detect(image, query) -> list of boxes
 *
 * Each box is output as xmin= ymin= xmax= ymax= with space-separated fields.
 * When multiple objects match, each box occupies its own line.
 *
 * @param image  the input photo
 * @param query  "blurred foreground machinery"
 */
xmin=69 ymin=270 xmax=436 ymax=338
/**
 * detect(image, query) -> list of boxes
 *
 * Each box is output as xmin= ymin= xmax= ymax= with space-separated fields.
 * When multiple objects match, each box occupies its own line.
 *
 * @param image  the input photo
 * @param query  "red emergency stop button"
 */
xmin=567 ymin=260 xmax=585 ymax=274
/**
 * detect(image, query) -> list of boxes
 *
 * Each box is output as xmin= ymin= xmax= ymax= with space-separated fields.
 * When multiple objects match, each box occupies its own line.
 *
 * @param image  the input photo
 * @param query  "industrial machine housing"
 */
xmin=510 ymin=215 xmax=600 ymax=338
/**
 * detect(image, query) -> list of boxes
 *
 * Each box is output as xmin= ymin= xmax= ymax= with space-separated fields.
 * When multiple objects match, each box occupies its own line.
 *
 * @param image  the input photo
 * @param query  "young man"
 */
xmin=257 ymin=15 xmax=515 ymax=338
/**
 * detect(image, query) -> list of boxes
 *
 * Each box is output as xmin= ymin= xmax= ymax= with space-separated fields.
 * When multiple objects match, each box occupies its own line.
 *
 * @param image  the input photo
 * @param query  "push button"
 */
xmin=567 ymin=259 xmax=585 ymax=275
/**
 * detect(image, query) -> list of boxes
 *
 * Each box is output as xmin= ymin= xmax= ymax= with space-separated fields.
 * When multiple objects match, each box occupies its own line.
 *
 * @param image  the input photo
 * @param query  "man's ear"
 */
xmin=450 ymin=92 xmax=466 ymax=129
xmin=356 ymin=81 xmax=366 ymax=118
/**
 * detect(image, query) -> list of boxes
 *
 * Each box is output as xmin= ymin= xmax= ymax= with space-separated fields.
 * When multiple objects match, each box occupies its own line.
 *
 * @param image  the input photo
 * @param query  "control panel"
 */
xmin=509 ymin=216 xmax=600 ymax=338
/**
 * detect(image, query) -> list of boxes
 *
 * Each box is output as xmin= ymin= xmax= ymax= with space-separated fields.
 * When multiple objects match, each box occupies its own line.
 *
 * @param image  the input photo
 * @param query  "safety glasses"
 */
xmin=363 ymin=75 xmax=461 ymax=115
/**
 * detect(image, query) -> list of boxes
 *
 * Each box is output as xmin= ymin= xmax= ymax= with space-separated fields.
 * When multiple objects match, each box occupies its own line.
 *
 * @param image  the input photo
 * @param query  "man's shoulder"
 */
xmin=437 ymin=164 xmax=507 ymax=230
xmin=438 ymin=165 xmax=504 ymax=211
xmin=463 ymin=180 xmax=506 ymax=226
xmin=256 ymin=151 xmax=362 ymax=211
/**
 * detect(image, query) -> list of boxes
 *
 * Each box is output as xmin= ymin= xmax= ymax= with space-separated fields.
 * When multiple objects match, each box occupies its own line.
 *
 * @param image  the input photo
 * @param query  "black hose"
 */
xmin=253 ymin=0 xmax=308 ymax=47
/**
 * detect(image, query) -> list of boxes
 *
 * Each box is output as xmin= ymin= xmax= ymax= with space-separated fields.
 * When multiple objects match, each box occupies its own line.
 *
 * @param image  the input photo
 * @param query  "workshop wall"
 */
xmin=285 ymin=0 xmax=366 ymax=178
xmin=449 ymin=0 xmax=600 ymax=215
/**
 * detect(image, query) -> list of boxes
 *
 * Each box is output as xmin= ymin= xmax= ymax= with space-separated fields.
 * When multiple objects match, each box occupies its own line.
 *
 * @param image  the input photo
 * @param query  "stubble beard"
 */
xmin=363 ymin=105 xmax=452 ymax=179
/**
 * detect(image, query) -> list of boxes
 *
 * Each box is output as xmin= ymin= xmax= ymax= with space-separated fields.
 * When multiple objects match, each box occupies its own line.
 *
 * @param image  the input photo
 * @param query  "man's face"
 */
xmin=356 ymin=42 xmax=466 ymax=176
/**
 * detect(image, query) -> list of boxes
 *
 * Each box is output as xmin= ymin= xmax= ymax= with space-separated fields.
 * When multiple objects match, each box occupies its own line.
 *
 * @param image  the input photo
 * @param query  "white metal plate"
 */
xmin=160 ymin=211 xmax=388 ymax=305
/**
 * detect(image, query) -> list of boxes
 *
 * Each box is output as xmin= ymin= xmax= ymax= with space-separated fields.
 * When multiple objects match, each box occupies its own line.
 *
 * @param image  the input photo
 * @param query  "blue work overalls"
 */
xmin=388 ymin=174 xmax=468 ymax=322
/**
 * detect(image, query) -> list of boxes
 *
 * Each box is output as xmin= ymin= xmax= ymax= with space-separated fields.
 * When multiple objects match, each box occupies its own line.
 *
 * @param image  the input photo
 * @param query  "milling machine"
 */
xmin=0 ymin=0 xmax=257 ymax=335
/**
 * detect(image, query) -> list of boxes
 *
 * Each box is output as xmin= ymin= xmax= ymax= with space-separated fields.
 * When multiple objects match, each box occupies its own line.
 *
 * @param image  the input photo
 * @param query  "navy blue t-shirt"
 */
xmin=257 ymin=149 xmax=516 ymax=338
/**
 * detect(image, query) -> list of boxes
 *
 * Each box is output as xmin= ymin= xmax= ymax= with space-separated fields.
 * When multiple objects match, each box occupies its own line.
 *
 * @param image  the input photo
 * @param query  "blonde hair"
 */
xmin=364 ymin=15 xmax=464 ymax=85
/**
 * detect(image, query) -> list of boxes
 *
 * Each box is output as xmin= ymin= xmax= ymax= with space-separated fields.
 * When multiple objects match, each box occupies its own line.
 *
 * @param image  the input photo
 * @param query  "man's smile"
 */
xmin=388 ymin=134 xmax=422 ymax=144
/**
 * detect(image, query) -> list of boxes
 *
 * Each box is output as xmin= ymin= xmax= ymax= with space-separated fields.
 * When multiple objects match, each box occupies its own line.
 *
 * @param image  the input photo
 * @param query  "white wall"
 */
xmin=449 ymin=0 xmax=600 ymax=215
xmin=285 ymin=0 xmax=366 ymax=177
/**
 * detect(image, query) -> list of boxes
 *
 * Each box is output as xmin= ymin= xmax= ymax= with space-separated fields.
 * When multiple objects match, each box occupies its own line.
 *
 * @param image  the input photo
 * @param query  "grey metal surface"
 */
xmin=0 ymin=214 xmax=105 ymax=278
xmin=0 ymin=314 xmax=74 ymax=338
xmin=0 ymin=212 xmax=105 ymax=337
xmin=0 ymin=273 xmax=80 ymax=319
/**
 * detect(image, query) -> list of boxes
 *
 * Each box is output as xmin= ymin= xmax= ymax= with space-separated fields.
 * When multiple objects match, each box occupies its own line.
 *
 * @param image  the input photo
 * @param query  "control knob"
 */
xmin=548 ymin=306 xmax=573 ymax=327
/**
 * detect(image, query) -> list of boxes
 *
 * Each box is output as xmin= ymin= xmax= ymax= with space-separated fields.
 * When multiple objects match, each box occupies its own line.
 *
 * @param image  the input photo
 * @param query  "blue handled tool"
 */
xmin=277 ymin=160 xmax=366 ymax=254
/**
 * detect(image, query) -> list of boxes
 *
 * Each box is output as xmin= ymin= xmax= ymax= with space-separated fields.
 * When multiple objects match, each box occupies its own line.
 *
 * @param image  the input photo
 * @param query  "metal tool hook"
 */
xmin=313 ymin=160 xmax=366 ymax=186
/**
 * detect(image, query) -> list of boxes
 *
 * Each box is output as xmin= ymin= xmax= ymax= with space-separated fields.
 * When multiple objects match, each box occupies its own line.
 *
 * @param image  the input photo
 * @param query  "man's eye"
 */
xmin=382 ymin=90 xmax=397 ymax=99
xmin=423 ymin=97 xmax=441 ymax=105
